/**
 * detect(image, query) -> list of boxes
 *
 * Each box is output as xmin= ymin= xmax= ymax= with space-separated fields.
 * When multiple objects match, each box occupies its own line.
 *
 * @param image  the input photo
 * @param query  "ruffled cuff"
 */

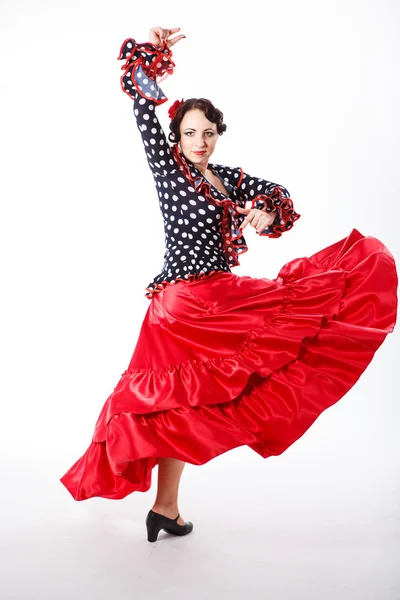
xmin=117 ymin=38 xmax=175 ymax=105
xmin=249 ymin=187 xmax=301 ymax=238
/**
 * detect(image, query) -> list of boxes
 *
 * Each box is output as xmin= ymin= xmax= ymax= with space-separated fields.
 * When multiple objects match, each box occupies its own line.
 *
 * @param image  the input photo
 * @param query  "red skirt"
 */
xmin=60 ymin=229 xmax=398 ymax=500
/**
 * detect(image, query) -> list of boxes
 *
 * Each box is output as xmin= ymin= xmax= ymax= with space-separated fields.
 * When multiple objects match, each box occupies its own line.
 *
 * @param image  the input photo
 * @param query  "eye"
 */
xmin=184 ymin=131 xmax=194 ymax=136
xmin=206 ymin=131 xmax=215 ymax=137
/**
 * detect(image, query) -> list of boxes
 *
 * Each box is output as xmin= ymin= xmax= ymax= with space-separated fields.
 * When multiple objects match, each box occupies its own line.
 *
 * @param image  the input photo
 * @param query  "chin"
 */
xmin=194 ymin=151 xmax=213 ymax=160
xmin=184 ymin=153 xmax=205 ymax=164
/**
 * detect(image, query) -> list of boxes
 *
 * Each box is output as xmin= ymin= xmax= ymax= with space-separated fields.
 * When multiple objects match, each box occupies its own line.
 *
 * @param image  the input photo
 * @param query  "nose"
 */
xmin=194 ymin=134 xmax=207 ymax=148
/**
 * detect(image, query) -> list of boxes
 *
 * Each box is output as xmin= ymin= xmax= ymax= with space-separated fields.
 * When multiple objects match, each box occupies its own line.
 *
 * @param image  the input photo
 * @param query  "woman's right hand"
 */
xmin=149 ymin=26 xmax=186 ymax=50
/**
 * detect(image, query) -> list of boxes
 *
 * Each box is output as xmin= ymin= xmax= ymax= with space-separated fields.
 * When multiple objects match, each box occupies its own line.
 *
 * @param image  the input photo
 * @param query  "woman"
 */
xmin=60 ymin=26 xmax=398 ymax=543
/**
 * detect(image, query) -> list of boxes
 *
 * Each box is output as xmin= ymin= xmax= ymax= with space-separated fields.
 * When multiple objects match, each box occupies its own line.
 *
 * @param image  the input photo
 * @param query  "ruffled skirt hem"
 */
xmin=60 ymin=229 xmax=398 ymax=500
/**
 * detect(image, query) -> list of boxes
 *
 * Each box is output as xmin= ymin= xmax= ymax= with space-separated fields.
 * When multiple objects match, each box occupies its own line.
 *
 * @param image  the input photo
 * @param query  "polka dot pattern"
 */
xmin=117 ymin=38 xmax=301 ymax=300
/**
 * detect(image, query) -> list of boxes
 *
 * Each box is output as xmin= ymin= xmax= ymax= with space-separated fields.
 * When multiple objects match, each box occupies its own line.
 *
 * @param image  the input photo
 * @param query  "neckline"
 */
xmin=175 ymin=145 xmax=231 ymax=199
xmin=207 ymin=168 xmax=232 ymax=198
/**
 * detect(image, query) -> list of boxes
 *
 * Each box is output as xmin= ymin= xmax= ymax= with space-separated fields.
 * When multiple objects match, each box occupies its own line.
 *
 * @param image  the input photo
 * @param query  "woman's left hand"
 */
xmin=236 ymin=206 xmax=277 ymax=234
xmin=149 ymin=26 xmax=185 ymax=50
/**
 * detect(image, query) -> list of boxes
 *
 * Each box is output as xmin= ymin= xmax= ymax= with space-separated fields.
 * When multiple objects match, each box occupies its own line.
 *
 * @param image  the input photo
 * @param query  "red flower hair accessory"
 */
xmin=168 ymin=98 xmax=185 ymax=120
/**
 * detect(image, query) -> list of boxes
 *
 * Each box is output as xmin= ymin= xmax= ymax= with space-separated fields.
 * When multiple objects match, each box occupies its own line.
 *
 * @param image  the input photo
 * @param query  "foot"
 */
xmin=151 ymin=504 xmax=185 ymax=525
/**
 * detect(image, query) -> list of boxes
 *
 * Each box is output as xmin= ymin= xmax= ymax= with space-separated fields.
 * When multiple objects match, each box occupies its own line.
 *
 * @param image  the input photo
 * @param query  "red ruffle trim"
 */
xmin=171 ymin=144 xmax=249 ymax=268
xmin=145 ymin=268 xmax=229 ymax=300
xmin=117 ymin=37 xmax=175 ymax=104
xmin=146 ymin=147 xmax=293 ymax=299
xmin=250 ymin=188 xmax=301 ymax=238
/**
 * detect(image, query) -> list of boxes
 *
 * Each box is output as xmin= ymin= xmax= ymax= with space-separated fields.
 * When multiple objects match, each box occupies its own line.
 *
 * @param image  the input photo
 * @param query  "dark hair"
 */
xmin=168 ymin=98 xmax=227 ymax=143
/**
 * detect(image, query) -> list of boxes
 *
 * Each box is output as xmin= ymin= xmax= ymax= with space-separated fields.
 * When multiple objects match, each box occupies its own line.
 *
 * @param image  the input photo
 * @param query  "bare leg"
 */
xmin=151 ymin=458 xmax=186 ymax=525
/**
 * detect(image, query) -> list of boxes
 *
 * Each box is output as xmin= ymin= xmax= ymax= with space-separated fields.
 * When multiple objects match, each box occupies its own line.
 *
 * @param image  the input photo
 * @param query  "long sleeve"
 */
xmin=117 ymin=38 xmax=177 ymax=178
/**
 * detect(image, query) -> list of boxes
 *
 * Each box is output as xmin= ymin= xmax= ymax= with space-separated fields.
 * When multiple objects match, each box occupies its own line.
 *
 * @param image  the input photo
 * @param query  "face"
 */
xmin=178 ymin=109 xmax=218 ymax=168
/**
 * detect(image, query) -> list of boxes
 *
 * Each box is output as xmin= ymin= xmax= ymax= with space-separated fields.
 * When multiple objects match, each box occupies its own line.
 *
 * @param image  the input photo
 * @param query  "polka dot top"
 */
xmin=117 ymin=38 xmax=301 ymax=300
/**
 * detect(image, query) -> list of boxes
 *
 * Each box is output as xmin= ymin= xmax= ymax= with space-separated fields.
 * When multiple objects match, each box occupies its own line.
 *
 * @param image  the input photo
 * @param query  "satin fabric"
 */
xmin=60 ymin=229 xmax=398 ymax=500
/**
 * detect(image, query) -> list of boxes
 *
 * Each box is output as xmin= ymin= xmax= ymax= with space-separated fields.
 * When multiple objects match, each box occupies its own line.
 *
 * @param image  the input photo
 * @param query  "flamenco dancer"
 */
xmin=61 ymin=26 xmax=398 ymax=543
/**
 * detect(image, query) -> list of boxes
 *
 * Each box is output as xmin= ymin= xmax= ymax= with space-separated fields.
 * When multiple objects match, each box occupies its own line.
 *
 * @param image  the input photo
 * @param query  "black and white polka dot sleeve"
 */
xmin=117 ymin=38 xmax=176 ymax=177
xmin=239 ymin=172 xmax=301 ymax=237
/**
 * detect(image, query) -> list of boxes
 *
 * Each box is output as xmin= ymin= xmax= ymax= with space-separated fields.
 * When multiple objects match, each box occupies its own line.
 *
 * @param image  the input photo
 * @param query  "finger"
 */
xmin=150 ymin=27 xmax=164 ymax=44
xmin=240 ymin=209 xmax=257 ymax=227
xmin=240 ymin=217 xmax=251 ymax=230
xmin=167 ymin=33 xmax=186 ymax=47
xmin=254 ymin=216 xmax=264 ymax=229
xmin=256 ymin=219 xmax=272 ymax=233
xmin=251 ymin=210 xmax=267 ymax=232
xmin=168 ymin=27 xmax=181 ymax=34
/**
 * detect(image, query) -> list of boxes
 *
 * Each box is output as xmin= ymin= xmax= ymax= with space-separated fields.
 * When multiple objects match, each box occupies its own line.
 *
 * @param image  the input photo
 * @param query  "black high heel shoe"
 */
xmin=146 ymin=509 xmax=194 ymax=542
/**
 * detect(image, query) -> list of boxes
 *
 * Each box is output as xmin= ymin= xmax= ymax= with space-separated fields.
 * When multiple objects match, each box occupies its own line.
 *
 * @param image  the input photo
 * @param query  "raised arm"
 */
xmin=117 ymin=28 xmax=185 ymax=178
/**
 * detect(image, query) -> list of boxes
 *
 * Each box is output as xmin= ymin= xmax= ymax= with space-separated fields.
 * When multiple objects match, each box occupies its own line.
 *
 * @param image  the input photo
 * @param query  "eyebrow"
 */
xmin=183 ymin=127 xmax=216 ymax=132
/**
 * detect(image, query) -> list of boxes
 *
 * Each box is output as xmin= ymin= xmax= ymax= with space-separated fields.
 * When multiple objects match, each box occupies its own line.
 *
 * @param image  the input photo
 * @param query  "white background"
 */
xmin=0 ymin=0 xmax=399 ymax=598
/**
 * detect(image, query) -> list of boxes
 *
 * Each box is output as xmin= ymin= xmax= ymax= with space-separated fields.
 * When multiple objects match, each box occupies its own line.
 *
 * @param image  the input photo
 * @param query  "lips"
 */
xmin=193 ymin=151 xmax=206 ymax=155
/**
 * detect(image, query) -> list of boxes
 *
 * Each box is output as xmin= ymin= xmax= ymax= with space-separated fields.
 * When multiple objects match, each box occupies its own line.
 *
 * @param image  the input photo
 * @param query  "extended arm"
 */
xmin=117 ymin=36 xmax=177 ymax=178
